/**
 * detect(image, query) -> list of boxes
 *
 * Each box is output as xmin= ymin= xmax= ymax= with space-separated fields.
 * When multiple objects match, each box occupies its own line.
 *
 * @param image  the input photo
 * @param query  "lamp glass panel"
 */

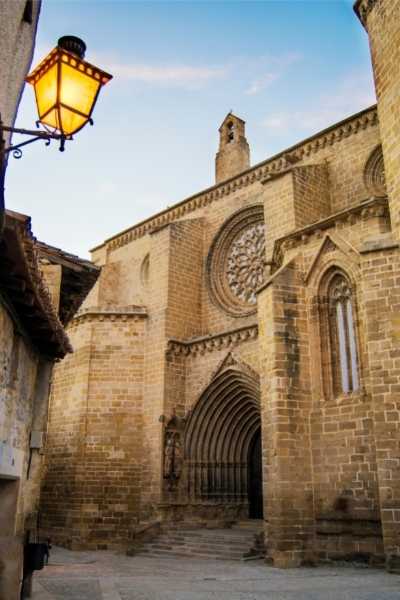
xmin=59 ymin=106 xmax=87 ymax=136
xmin=34 ymin=63 xmax=58 ymax=118
xmin=60 ymin=62 xmax=100 ymax=120
xmin=39 ymin=107 xmax=60 ymax=131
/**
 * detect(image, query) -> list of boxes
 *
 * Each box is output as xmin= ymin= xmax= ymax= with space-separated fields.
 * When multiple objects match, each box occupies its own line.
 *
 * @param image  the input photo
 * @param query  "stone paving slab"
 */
xmin=38 ymin=578 xmax=102 ymax=600
xmin=32 ymin=547 xmax=400 ymax=600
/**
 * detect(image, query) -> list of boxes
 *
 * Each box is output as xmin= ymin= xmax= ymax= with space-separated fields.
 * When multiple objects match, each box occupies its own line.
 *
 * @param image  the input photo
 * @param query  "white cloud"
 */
xmin=105 ymin=61 xmax=228 ymax=88
xmin=245 ymin=73 xmax=279 ymax=96
xmin=245 ymin=52 xmax=302 ymax=96
xmin=261 ymin=71 xmax=376 ymax=133
xmin=92 ymin=51 xmax=301 ymax=93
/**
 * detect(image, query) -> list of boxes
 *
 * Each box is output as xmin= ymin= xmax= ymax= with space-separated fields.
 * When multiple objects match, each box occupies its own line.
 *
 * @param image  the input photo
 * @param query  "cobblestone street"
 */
xmin=32 ymin=546 xmax=400 ymax=600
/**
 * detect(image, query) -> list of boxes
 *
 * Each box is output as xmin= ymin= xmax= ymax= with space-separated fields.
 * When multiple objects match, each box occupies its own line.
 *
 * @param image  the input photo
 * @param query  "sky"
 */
xmin=6 ymin=0 xmax=376 ymax=258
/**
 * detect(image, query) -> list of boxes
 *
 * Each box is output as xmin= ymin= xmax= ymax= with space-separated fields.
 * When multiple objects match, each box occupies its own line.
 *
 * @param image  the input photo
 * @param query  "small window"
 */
xmin=226 ymin=121 xmax=234 ymax=142
xmin=22 ymin=0 xmax=33 ymax=24
xmin=327 ymin=274 xmax=359 ymax=395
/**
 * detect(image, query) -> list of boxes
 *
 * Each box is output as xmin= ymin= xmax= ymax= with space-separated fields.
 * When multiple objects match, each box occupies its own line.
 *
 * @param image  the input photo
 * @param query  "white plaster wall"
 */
xmin=0 ymin=0 xmax=41 ymax=137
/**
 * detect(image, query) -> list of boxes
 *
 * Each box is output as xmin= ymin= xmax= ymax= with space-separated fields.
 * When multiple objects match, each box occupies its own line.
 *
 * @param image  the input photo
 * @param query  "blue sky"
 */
xmin=6 ymin=0 xmax=375 ymax=258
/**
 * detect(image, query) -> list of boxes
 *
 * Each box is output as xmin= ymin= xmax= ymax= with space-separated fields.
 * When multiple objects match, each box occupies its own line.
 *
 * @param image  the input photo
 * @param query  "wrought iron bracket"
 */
xmin=0 ymin=113 xmax=70 ymax=161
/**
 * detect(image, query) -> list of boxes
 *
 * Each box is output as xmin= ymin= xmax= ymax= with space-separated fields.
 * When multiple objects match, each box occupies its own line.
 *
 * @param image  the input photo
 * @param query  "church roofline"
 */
xmin=91 ymin=104 xmax=378 ymax=254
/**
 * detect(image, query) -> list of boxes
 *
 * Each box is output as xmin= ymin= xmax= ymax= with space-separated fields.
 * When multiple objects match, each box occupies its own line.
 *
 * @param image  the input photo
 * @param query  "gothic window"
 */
xmin=321 ymin=271 xmax=360 ymax=397
xmin=364 ymin=145 xmax=386 ymax=197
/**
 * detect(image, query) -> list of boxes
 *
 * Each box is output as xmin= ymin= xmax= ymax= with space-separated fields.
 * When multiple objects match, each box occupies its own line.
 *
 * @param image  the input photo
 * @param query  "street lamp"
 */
xmin=0 ymin=35 xmax=112 ymax=231
xmin=26 ymin=36 xmax=112 ymax=143
xmin=0 ymin=35 xmax=112 ymax=158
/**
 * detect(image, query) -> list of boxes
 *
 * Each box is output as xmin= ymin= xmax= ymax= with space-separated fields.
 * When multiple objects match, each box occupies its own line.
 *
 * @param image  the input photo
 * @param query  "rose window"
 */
xmin=207 ymin=205 xmax=267 ymax=317
xmin=226 ymin=224 xmax=266 ymax=305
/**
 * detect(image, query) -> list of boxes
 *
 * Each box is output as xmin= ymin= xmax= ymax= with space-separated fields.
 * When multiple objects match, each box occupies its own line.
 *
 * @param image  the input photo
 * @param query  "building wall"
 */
xmin=0 ymin=0 xmax=41 ymax=136
xmin=41 ymin=0 xmax=400 ymax=567
xmin=42 ymin=105 xmax=389 ymax=555
xmin=89 ymin=108 xmax=380 ymax=327
xmin=40 ymin=310 xmax=146 ymax=550
xmin=257 ymin=195 xmax=398 ymax=566
xmin=0 ymin=304 xmax=51 ymax=599
xmin=0 ymin=5 xmax=44 ymax=596
xmin=357 ymin=0 xmax=400 ymax=242
xmin=355 ymin=0 xmax=400 ymax=571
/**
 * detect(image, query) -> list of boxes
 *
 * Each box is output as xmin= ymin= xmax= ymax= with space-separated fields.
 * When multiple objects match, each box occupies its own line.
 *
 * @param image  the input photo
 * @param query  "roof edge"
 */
xmin=91 ymin=104 xmax=378 ymax=253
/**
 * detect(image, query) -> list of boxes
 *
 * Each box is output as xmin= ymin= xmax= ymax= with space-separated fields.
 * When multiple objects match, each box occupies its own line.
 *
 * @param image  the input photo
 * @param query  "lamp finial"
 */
xmin=58 ymin=36 xmax=86 ymax=59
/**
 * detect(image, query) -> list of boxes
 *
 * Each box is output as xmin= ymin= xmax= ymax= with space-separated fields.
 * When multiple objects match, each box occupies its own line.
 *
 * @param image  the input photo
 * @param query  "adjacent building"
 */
xmin=0 ymin=211 xmax=99 ymax=599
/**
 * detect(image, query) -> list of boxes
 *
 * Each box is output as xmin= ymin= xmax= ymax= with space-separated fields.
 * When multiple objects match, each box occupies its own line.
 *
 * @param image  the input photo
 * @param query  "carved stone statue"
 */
xmin=163 ymin=410 xmax=186 ymax=491
xmin=164 ymin=433 xmax=175 ymax=480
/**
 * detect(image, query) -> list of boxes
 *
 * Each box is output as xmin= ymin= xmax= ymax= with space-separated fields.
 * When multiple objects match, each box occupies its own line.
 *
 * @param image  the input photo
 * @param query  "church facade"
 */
xmin=41 ymin=0 xmax=400 ymax=571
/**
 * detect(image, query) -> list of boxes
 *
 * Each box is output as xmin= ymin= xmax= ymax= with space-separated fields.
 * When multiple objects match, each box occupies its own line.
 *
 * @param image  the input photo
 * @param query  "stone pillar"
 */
xmin=355 ymin=0 xmax=400 ymax=240
xmin=257 ymin=260 xmax=315 ymax=567
xmin=355 ymin=0 xmax=400 ymax=570
xmin=361 ymin=245 xmax=400 ymax=572
xmin=40 ymin=318 xmax=94 ymax=547
xmin=42 ymin=309 xmax=148 ymax=550
xmin=142 ymin=219 xmax=203 ymax=513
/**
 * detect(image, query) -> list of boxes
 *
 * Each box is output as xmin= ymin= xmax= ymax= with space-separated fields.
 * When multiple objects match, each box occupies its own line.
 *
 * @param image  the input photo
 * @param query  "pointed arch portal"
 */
xmin=185 ymin=367 xmax=263 ymax=518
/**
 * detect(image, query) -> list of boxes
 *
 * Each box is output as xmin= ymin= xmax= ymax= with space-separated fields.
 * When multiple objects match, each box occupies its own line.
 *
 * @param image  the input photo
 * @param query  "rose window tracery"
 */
xmin=226 ymin=223 xmax=266 ymax=304
xmin=207 ymin=205 xmax=267 ymax=317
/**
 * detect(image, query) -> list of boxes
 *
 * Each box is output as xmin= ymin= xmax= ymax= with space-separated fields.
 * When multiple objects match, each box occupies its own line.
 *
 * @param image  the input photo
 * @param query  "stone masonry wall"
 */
xmin=91 ymin=106 xmax=380 ymax=268
xmin=142 ymin=220 xmax=204 ymax=514
xmin=89 ymin=112 xmax=381 ymax=343
xmin=41 ymin=318 xmax=93 ymax=547
xmin=257 ymin=261 xmax=314 ymax=568
xmin=41 ymin=312 xmax=146 ymax=549
xmin=356 ymin=0 xmax=400 ymax=568
xmin=358 ymin=0 xmax=400 ymax=242
xmin=46 ymin=99 xmax=391 ymax=559
xmin=361 ymin=246 xmax=400 ymax=571
xmin=258 ymin=198 xmax=396 ymax=566
xmin=292 ymin=164 xmax=331 ymax=228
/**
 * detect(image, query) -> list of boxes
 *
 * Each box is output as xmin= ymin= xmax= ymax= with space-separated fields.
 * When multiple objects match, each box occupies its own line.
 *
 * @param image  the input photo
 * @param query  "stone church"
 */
xmin=41 ymin=0 xmax=400 ymax=571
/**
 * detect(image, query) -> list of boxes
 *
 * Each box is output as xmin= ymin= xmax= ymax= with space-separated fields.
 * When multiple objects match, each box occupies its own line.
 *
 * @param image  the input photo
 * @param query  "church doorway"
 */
xmin=248 ymin=428 xmax=263 ymax=519
xmin=185 ymin=363 xmax=263 ymax=519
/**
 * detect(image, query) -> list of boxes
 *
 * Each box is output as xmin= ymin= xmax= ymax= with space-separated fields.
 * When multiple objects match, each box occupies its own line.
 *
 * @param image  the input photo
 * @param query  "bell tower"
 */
xmin=215 ymin=113 xmax=250 ymax=184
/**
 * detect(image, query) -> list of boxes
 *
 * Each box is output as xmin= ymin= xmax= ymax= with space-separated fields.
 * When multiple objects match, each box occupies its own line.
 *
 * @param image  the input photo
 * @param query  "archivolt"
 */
xmin=185 ymin=367 xmax=261 ymax=502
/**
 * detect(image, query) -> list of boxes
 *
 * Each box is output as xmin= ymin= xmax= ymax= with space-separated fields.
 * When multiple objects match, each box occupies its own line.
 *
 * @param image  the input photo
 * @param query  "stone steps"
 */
xmin=136 ymin=521 xmax=264 ymax=561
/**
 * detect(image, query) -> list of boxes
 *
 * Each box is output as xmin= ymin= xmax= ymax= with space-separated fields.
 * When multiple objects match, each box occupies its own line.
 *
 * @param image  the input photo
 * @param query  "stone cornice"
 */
xmin=92 ymin=106 xmax=378 ymax=255
xmin=70 ymin=305 xmax=147 ymax=326
xmin=272 ymin=196 xmax=389 ymax=268
xmin=354 ymin=0 xmax=380 ymax=26
xmin=166 ymin=324 xmax=258 ymax=358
